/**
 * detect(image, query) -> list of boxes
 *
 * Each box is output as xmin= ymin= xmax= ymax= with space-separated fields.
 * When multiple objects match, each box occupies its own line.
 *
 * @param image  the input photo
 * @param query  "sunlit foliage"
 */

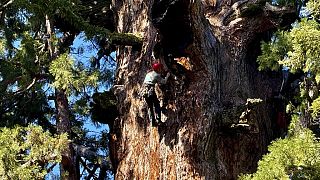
xmin=241 ymin=0 xmax=320 ymax=179
xmin=257 ymin=0 xmax=320 ymax=121
xmin=49 ymin=53 xmax=99 ymax=94
xmin=239 ymin=116 xmax=320 ymax=179
xmin=257 ymin=31 xmax=292 ymax=71
xmin=0 ymin=125 xmax=68 ymax=179
xmin=0 ymin=0 xmax=115 ymax=178
xmin=307 ymin=0 xmax=320 ymax=19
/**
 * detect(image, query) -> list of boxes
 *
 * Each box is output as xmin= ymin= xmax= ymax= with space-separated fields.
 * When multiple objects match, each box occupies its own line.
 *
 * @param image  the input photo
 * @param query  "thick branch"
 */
xmin=109 ymin=33 xmax=143 ymax=47
xmin=13 ymin=77 xmax=37 ymax=95
xmin=222 ymin=0 xmax=249 ymax=24
xmin=78 ymin=158 xmax=99 ymax=180
xmin=2 ymin=73 xmax=50 ymax=95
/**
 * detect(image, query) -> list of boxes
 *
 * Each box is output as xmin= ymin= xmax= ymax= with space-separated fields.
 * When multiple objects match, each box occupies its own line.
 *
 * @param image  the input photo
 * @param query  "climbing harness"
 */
xmin=140 ymin=84 xmax=155 ymax=99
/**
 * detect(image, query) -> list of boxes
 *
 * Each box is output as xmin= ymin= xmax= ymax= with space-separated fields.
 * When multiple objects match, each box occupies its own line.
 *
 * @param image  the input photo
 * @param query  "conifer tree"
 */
xmin=0 ymin=0 xmax=117 ymax=178
xmin=240 ymin=0 xmax=320 ymax=178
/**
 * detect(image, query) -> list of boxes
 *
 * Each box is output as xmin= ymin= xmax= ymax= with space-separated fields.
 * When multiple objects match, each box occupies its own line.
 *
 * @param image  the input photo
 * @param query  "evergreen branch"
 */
xmin=14 ymin=77 xmax=37 ymax=95
xmin=109 ymin=32 xmax=143 ymax=47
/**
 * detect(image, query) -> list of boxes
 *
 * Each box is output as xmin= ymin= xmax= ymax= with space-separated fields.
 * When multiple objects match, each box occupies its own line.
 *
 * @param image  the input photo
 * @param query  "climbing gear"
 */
xmin=152 ymin=63 xmax=163 ymax=71
xmin=140 ymin=84 xmax=155 ymax=98
xmin=144 ymin=86 xmax=161 ymax=125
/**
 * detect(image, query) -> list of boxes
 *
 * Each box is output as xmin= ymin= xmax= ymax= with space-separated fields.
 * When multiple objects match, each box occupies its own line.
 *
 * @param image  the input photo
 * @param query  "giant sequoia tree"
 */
xmin=109 ymin=0 xmax=299 ymax=179
xmin=1 ymin=0 xmax=313 ymax=179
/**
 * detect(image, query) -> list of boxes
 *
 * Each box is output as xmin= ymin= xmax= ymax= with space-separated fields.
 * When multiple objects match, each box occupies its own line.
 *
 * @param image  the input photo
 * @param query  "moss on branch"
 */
xmin=109 ymin=33 xmax=143 ymax=47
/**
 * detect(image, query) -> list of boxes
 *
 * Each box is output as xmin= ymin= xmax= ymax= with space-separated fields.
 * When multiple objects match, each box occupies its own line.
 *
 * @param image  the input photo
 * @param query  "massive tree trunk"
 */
xmin=110 ymin=0 xmax=296 ymax=179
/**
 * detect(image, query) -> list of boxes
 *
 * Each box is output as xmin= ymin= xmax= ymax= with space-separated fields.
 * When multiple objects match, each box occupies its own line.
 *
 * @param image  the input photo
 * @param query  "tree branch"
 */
xmin=46 ymin=163 xmax=57 ymax=173
xmin=222 ymin=0 xmax=249 ymax=24
xmin=73 ymin=144 xmax=106 ymax=160
xmin=109 ymin=32 xmax=142 ymax=47
xmin=0 ymin=0 xmax=13 ymax=11
xmin=79 ymin=158 xmax=99 ymax=180
xmin=8 ymin=73 xmax=50 ymax=95
xmin=14 ymin=77 xmax=37 ymax=95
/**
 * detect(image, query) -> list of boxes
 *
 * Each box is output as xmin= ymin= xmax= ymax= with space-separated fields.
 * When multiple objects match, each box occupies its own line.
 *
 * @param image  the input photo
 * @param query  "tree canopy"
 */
xmin=0 ymin=125 xmax=68 ymax=179
xmin=0 ymin=0 xmax=120 ymax=178
xmin=241 ymin=0 xmax=320 ymax=178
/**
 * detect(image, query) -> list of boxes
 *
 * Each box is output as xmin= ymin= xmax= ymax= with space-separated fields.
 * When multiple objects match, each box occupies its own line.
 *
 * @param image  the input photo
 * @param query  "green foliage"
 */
xmin=0 ymin=33 xmax=53 ymax=127
xmin=280 ymin=19 xmax=320 ymax=74
xmin=0 ymin=39 xmax=5 ymax=57
xmin=257 ymin=16 xmax=320 ymax=119
xmin=0 ymin=0 xmax=115 ymax=178
xmin=249 ymin=2 xmax=320 ymax=179
xmin=311 ymin=97 xmax=320 ymax=118
xmin=49 ymin=53 xmax=99 ymax=93
xmin=0 ymin=125 xmax=68 ymax=179
xmin=307 ymin=0 xmax=320 ymax=19
xmin=239 ymin=116 xmax=320 ymax=180
xmin=257 ymin=31 xmax=292 ymax=71
xmin=258 ymin=19 xmax=320 ymax=74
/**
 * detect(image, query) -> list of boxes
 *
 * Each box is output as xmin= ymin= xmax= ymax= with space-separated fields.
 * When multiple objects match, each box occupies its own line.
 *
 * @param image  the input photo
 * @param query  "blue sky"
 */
xmin=45 ymin=32 xmax=113 ymax=179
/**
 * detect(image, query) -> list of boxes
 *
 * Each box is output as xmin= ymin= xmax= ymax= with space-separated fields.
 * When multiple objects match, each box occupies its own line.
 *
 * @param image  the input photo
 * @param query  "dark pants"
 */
xmin=145 ymin=92 xmax=161 ymax=123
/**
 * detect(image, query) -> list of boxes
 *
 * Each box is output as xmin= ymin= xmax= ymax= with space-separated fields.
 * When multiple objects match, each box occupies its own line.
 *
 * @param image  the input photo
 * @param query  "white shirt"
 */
xmin=143 ymin=71 xmax=168 ymax=85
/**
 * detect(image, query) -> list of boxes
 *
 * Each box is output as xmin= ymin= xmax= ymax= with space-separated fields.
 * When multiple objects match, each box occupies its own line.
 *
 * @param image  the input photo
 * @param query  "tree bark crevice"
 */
xmin=111 ymin=0 xmax=297 ymax=179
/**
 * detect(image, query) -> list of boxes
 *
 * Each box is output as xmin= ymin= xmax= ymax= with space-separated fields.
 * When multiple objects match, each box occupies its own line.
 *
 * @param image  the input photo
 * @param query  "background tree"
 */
xmin=0 ymin=0 xmax=119 ymax=179
xmin=240 ymin=116 xmax=320 ymax=179
xmin=240 ymin=0 xmax=320 ymax=178
xmin=0 ymin=125 xmax=68 ymax=179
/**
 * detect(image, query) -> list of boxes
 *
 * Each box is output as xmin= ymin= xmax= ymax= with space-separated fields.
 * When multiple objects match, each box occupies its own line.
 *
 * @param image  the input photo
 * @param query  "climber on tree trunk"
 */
xmin=142 ymin=62 xmax=170 ymax=126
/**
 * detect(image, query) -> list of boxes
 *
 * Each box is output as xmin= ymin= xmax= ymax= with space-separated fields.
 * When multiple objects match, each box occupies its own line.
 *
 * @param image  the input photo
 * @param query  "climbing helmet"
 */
xmin=152 ymin=63 xmax=163 ymax=71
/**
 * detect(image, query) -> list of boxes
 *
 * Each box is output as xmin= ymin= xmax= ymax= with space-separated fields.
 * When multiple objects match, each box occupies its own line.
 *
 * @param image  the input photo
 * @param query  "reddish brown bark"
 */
xmin=110 ymin=0 xmax=296 ymax=179
xmin=55 ymin=90 xmax=79 ymax=180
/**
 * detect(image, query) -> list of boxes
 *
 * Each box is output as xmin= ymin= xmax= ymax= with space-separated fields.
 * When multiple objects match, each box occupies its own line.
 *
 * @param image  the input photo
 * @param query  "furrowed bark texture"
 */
xmin=56 ymin=90 xmax=79 ymax=180
xmin=110 ymin=0 xmax=296 ymax=179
